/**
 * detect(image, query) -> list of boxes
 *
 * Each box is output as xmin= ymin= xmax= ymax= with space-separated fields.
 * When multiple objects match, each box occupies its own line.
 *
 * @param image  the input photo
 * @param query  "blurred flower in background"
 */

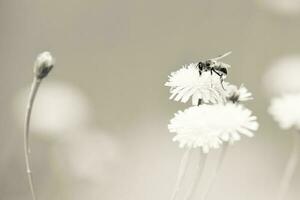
xmin=265 ymin=54 xmax=300 ymax=200
xmin=13 ymin=80 xmax=92 ymax=139
xmin=13 ymin=79 xmax=121 ymax=198
xmin=257 ymin=0 xmax=300 ymax=16
xmin=63 ymin=128 xmax=120 ymax=182
xmin=263 ymin=55 xmax=300 ymax=96
xmin=265 ymin=55 xmax=300 ymax=129
xmin=48 ymin=128 xmax=121 ymax=200
xmin=269 ymin=94 xmax=300 ymax=130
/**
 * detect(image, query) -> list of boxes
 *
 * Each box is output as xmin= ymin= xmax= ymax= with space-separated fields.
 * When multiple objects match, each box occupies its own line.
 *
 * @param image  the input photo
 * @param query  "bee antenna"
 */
xmin=211 ymin=51 xmax=232 ymax=61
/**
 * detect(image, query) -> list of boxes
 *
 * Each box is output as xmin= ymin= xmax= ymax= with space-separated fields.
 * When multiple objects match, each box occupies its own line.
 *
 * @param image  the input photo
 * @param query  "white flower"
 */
xmin=165 ymin=63 xmax=227 ymax=105
xmin=226 ymin=84 xmax=253 ymax=103
xmin=269 ymin=93 xmax=300 ymax=130
xmin=34 ymin=51 xmax=55 ymax=79
xmin=168 ymin=104 xmax=259 ymax=153
xmin=263 ymin=55 xmax=300 ymax=95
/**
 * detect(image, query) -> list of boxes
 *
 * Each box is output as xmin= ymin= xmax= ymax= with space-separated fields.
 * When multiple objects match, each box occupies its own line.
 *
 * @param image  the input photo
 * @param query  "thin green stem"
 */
xmin=183 ymin=150 xmax=207 ymax=200
xmin=277 ymin=133 xmax=300 ymax=200
xmin=201 ymin=143 xmax=228 ymax=200
xmin=170 ymin=148 xmax=192 ymax=200
xmin=24 ymin=77 xmax=41 ymax=200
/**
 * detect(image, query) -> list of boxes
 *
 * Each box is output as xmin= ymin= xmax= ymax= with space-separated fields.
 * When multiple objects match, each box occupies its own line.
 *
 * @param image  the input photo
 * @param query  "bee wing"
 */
xmin=211 ymin=51 xmax=232 ymax=61
xmin=222 ymin=63 xmax=231 ymax=68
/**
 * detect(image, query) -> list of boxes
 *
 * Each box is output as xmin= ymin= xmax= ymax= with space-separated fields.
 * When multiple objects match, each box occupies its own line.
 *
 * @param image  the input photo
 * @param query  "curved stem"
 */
xmin=24 ymin=77 xmax=41 ymax=200
xmin=277 ymin=133 xmax=300 ymax=200
xmin=183 ymin=150 xmax=207 ymax=200
xmin=170 ymin=148 xmax=192 ymax=200
xmin=201 ymin=143 xmax=229 ymax=200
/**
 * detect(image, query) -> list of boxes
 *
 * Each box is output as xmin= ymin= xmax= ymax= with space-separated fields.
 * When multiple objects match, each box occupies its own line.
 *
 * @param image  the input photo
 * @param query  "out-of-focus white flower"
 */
xmin=226 ymin=84 xmax=253 ymax=103
xmin=13 ymin=80 xmax=92 ymax=138
xmin=168 ymin=104 xmax=259 ymax=153
xmin=64 ymin=128 xmax=120 ymax=181
xmin=34 ymin=51 xmax=55 ymax=79
xmin=269 ymin=93 xmax=300 ymax=130
xmin=263 ymin=55 xmax=300 ymax=95
xmin=257 ymin=0 xmax=300 ymax=16
xmin=165 ymin=63 xmax=227 ymax=105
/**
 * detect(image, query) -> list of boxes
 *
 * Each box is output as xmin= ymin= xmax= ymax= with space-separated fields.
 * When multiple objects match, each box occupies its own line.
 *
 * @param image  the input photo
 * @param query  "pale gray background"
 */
xmin=1 ymin=0 xmax=300 ymax=200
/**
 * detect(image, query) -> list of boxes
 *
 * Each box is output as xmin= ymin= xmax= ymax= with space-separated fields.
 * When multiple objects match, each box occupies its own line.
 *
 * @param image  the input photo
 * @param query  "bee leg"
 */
xmin=212 ymin=68 xmax=221 ymax=76
xmin=197 ymin=99 xmax=202 ymax=106
xmin=220 ymin=76 xmax=226 ymax=90
xmin=218 ymin=73 xmax=226 ymax=90
xmin=210 ymin=69 xmax=213 ymax=87
xmin=212 ymin=69 xmax=226 ymax=90
xmin=197 ymin=62 xmax=203 ymax=76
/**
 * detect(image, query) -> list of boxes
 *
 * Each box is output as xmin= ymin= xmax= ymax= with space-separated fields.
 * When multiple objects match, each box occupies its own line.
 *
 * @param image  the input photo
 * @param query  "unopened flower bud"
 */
xmin=34 ymin=51 xmax=54 ymax=79
xmin=226 ymin=85 xmax=240 ymax=103
xmin=226 ymin=84 xmax=253 ymax=103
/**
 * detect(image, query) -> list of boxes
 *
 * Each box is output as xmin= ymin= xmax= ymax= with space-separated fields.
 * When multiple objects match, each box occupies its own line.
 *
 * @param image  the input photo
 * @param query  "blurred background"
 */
xmin=1 ymin=0 xmax=300 ymax=199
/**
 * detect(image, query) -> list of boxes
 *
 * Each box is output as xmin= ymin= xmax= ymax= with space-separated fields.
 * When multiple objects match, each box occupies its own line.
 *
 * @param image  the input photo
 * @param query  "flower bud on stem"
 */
xmin=24 ymin=52 xmax=54 ymax=200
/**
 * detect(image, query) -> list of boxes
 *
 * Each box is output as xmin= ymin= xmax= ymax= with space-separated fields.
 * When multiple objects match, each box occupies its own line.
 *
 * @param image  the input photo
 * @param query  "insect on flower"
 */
xmin=197 ymin=51 xmax=232 ymax=89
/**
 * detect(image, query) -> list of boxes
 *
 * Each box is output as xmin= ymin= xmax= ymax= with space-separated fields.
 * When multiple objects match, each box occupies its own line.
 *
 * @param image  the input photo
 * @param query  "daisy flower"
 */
xmin=168 ymin=104 xmax=259 ymax=153
xmin=226 ymin=84 xmax=253 ymax=103
xmin=269 ymin=93 xmax=300 ymax=130
xmin=165 ymin=63 xmax=227 ymax=105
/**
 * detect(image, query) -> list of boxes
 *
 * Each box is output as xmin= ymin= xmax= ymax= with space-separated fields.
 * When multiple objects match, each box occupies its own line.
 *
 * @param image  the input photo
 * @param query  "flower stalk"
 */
xmin=24 ymin=77 xmax=41 ymax=200
xmin=201 ymin=143 xmax=229 ymax=200
xmin=183 ymin=151 xmax=207 ymax=200
xmin=24 ymin=52 xmax=54 ymax=200
xmin=170 ymin=148 xmax=192 ymax=200
xmin=277 ymin=133 xmax=300 ymax=200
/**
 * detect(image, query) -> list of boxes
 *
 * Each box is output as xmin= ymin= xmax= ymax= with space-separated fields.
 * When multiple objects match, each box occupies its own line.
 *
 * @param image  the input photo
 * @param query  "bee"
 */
xmin=196 ymin=51 xmax=232 ymax=89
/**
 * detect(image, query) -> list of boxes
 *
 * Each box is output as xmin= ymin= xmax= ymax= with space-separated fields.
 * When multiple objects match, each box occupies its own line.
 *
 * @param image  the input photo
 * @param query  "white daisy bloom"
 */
xmin=165 ymin=63 xmax=227 ymax=105
xmin=269 ymin=93 xmax=300 ymax=130
xmin=226 ymin=84 xmax=253 ymax=103
xmin=168 ymin=104 xmax=259 ymax=153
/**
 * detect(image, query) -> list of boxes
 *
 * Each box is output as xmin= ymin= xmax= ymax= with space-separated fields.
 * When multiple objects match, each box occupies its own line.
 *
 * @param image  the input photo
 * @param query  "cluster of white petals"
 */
xmin=226 ymin=84 xmax=253 ymax=103
xmin=269 ymin=93 xmax=300 ymax=130
xmin=168 ymin=104 xmax=259 ymax=153
xmin=165 ymin=63 xmax=227 ymax=105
